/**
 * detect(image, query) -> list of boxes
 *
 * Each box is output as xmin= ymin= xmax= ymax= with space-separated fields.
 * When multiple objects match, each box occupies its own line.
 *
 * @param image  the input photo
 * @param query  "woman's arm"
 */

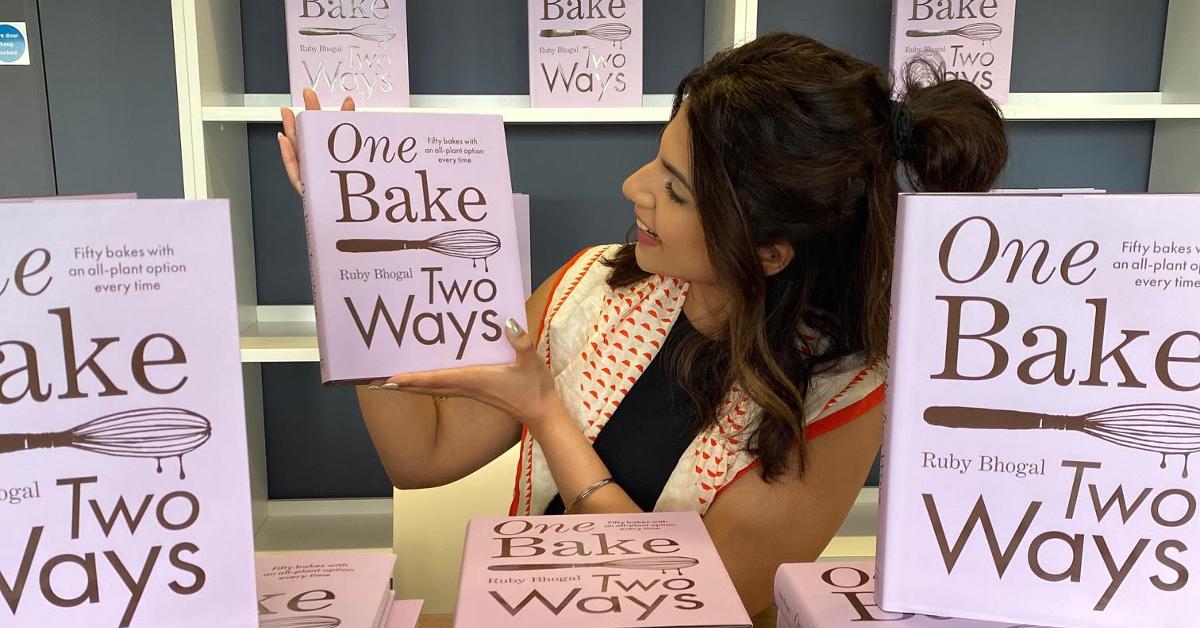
xmin=703 ymin=404 xmax=884 ymax=615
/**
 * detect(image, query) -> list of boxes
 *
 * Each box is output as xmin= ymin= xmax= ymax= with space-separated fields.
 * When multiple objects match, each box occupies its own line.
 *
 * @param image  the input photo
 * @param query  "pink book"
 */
xmin=382 ymin=599 xmax=423 ymax=628
xmin=877 ymin=193 xmax=1200 ymax=626
xmin=284 ymin=0 xmax=411 ymax=107
xmin=776 ymin=561 xmax=1048 ymax=627
xmin=0 ymin=200 xmax=257 ymax=627
xmin=513 ymin=193 xmax=531 ymax=298
xmin=890 ymin=0 xmax=1016 ymax=103
xmin=296 ymin=111 xmax=527 ymax=384
xmin=453 ymin=511 xmax=751 ymax=627
xmin=0 ymin=192 xmax=137 ymax=202
xmin=527 ymin=0 xmax=642 ymax=107
xmin=255 ymin=551 xmax=397 ymax=628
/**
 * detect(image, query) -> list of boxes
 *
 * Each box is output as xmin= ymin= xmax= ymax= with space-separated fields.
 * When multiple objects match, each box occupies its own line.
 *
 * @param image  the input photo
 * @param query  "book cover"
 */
xmin=382 ymin=599 xmax=423 ymax=628
xmin=453 ymin=511 xmax=751 ymax=627
xmin=877 ymin=193 xmax=1200 ymax=626
xmin=284 ymin=0 xmax=411 ymax=107
xmin=255 ymin=551 xmax=396 ymax=628
xmin=527 ymin=0 xmax=642 ymax=107
xmin=775 ymin=561 xmax=1046 ymax=627
xmin=296 ymin=111 xmax=527 ymax=384
xmin=0 ymin=192 xmax=138 ymax=202
xmin=513 ymin=193 xmax=531 ymax=299
xmin=889 ymin=0 xmax=1016 ymax=103
xmin=0 ymin=199 xmax=257 ymax=627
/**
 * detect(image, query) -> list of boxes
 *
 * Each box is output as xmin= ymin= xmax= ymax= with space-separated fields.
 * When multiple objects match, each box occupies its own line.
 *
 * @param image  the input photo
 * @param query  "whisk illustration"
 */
xmin=299 ymin=23 xmax=396 ymax=43
xmin=924 ymin=404 xmax=1200 ymax=478
xmin=488 ymin=556 xmax=699 ymax=575
xmin=260 ymin=616 xmax=341 ymax=628
xmin=336 ymin=229 xmax=502 ymax=271
xmin=906 ymin=22 xmax=1004 ymax=42
xmin=539 ymin=23 xmax=632 ymax=43
xmin=0 ymin=407 xmax=211 ymax=479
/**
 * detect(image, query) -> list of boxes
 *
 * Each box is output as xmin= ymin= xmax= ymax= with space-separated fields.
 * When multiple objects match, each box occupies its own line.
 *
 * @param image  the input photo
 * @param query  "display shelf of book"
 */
xmin=172 ymin=0 xmax=1200 ymax=559
xmin=205 ymin=91 xmax=1200 ymax=124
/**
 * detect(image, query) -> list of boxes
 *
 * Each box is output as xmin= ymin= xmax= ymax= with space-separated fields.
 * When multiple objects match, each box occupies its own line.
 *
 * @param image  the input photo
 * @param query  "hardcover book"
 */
xmin=776 ymin=561 xmax=1045 ymax=627
xmin=0 ymin=200 xmax=257 ymax=627
xmin=285 ymin=0 xmax=411 ymax=107
xmin=877 ymin=193 xmax=1200 ymax=626
xmin=527 ymin=0 xmax=642 ymax=107
xmin=513 ymin=193 xmax=531 ymax=298
xmin=296 ymin=111 xmax=527 ymax=384
xmin=382 ymin=599 xmax=423 ymax=628
xmin=255 ymin=551 xmax=397 ymax=628
xmin=0 ymin=192 xmax=137 ymax=202
xmin=889 ymin=0 xmax=1017 ymax=103
xmin=453 ymin=511 xmax=751 ymax=627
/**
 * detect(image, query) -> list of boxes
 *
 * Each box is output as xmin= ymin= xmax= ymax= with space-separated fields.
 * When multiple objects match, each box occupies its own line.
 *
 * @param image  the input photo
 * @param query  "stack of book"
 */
xmin=255 ymin=550 xmax=418 ymax=628
xmin=454 ymin=511 xmax=752 ymax=627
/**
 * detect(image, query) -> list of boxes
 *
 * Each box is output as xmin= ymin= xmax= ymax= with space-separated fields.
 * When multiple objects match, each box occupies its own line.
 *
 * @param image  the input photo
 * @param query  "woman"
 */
xmin=278 ymin=32 xmax=1007 ymax=614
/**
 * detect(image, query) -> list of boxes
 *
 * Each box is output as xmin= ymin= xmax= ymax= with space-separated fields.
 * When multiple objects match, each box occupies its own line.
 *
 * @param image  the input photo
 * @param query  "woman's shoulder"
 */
xmin=802 ymin=352 xmax=886 ymax=436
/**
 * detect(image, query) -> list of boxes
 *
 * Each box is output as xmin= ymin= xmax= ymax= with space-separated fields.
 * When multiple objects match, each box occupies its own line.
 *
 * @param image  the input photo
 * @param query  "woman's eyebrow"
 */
xmin=659 ymin=156 xmax=693 ymax=194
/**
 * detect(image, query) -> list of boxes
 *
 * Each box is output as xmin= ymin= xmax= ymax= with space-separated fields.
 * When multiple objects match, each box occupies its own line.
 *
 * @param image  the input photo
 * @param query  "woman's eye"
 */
xmin=665 ymin=181 xmax=687 ymax=205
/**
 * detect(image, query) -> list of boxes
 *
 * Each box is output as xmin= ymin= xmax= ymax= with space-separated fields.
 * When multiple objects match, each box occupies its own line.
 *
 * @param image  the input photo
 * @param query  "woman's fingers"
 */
xmin=277 ymin=132 xmax=303 ymax=196
xmin=341 ymin=95 xmax=356 ymax=111
xmin=303 ymin=87 xmax=321 ymax=111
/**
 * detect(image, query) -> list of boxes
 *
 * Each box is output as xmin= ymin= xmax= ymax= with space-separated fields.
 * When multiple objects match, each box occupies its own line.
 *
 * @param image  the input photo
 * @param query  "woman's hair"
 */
xmin=603 ymin=32 xmax=1008 ymax=481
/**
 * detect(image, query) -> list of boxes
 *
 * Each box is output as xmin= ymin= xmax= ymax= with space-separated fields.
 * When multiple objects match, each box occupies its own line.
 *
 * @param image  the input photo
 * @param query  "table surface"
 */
xmin=416 ymin=608 xmax=778 ymax=627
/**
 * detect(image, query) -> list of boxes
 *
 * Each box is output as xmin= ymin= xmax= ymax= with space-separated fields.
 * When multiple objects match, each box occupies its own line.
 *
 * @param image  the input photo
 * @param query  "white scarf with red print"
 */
xmin=509 ymin=244 xmax=885 ymax=516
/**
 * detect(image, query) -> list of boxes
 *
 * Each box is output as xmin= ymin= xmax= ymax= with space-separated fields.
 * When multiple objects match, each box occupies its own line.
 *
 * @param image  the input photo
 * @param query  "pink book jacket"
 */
xmin=877 ymin=193 xmax=1200 ymax=627
xmin=255 ymin=551 xmax=397 ymax=628
xmin=0 ymin=199 xmax=257 ymax=627
xmin=528 ymin=0 xmax=642 ymax=107
xmin=296 ymin=110 xmax=527 ymax=384
xmin=285 ymin=0 xmax=410 ymax=107
xmin=890 ymin=0 xmax=1016 ymax=103
xmin=454 ymin=511 xmax=751 ymax=627
xmin=776 ymin=561 xmax=1050 ymax=627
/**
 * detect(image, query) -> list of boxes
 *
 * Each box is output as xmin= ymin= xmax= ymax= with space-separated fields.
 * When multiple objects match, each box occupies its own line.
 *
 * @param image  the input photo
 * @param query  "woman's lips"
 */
xmin=636 ymin=217 xmax=660 ymax=243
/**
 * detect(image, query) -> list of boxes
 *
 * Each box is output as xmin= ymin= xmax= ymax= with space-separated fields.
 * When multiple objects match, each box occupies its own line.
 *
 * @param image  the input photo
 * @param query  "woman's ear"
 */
xmin=757 ymin=242 xmax=795 ymax=277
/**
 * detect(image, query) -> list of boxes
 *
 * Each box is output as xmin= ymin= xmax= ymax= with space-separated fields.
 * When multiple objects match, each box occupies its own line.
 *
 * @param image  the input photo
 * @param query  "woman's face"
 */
xmin=621 ymin=103 xmax=716 ymax=285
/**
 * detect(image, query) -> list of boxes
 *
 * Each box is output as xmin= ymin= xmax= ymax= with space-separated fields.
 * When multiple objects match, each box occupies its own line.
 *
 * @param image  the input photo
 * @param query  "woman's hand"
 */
xmin=277 ymin=87 xmax=356 ymax=196
xmin=374 ymin=317 xmax=560 ymax=429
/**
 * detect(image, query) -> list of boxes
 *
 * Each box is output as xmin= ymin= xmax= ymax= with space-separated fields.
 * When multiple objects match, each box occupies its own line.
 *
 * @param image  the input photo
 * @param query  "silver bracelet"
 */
xmin=565 ymin=477 xmax=615 ymax=514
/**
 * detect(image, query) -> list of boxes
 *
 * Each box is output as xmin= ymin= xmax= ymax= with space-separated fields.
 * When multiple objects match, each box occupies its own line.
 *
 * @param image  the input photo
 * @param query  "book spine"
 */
xmin=875 ymin=195 xmax=916 ymax=607
xmin=888 ymin=0 xmax=900 ymax=86
xmin=772 ymin=568 xmax=804 ymax=628
xmin=295 ymin=114 xmax=331 ymax=383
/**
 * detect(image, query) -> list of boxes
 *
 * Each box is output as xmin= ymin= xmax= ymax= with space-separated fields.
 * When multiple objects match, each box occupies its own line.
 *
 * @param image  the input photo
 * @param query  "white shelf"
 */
xmin=255 ymin=497 xmax=392 ymax=552
xmin=241 ymin=305 xmax=318 ymax=362
xmin=206 ymin=93 xmax=677 ymax=124
xmin=204 ymin=92 xmax=1200 ymax=124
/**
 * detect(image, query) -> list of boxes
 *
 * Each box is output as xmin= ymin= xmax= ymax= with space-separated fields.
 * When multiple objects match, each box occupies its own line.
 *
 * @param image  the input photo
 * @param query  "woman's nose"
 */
xmin=622 ymin=162 xmax=656 ymax=208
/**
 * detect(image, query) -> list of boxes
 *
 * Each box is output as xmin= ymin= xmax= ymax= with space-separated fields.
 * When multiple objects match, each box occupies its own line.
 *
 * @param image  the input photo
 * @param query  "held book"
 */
xmin=0 ymin=200 xmax=257 ymax=627
xmin=296 ymin=111 xmax=527 ymax=384
xmin=453 ymin=511 xmax=751 ymax=628
xmin=889 ymin=0 xmax=1016 ymax=103
xmin=877 ymin=193 xmax=1200 ymax=627
xmin=527 ymin=0 xmax=642 ymax=107
xmin=775 ymin=561 xmax=1046 ymax=627
xmin=285 ymin=0 xmax=411 ymax=107
xmin=255 ymin=551 xmax=397 ymax=628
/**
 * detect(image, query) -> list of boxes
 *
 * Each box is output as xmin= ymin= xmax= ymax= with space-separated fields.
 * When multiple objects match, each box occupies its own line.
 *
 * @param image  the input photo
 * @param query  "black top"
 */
xmin=544 ymin=311 xmax=699 ymax=514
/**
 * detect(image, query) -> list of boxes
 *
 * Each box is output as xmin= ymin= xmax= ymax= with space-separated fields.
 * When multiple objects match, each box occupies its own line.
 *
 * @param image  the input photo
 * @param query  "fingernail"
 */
xmin=381 ymin=383 xmax=400 ymax=390
xmin=276 ymin=132 xmax=284 ymax=139
xmin=505 ymin=317 xmax=523 ymax=337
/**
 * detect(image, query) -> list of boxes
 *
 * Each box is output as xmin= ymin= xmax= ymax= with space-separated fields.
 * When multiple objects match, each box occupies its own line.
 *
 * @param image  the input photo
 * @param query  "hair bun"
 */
xmin=895 ymin=59 xmax=1008 ymax=193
